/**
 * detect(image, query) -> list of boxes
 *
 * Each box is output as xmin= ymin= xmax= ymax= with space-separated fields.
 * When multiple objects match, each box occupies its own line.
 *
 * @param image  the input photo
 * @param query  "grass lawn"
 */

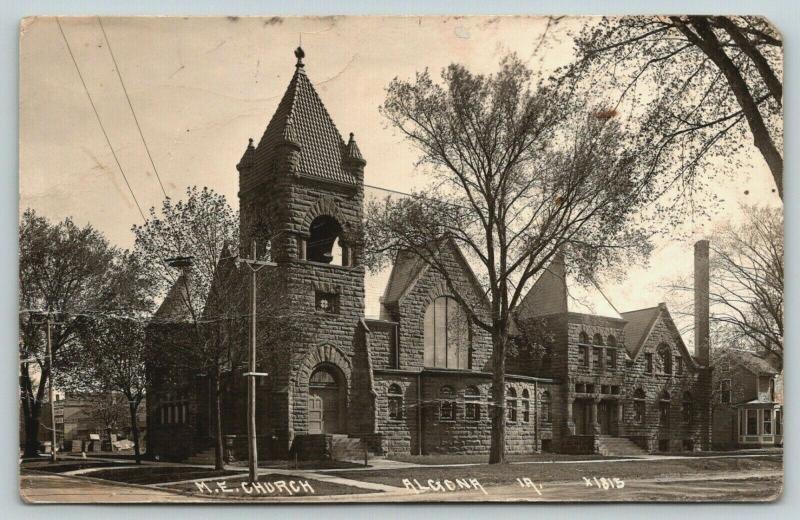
xmin=329 ymin=455 xmax=783 ymax=487
xmin=388 ymin=453 xmax=615 ymax=465
xmin=86 ymin=465 xmax=241 ymax=485
xmin=166 ymin=473 xmax=380 ymax=498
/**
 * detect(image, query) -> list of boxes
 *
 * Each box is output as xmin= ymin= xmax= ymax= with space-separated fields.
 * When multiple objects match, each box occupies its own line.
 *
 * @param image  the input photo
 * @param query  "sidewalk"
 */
xmin=20 ymin=473 xmax=203 ymax=504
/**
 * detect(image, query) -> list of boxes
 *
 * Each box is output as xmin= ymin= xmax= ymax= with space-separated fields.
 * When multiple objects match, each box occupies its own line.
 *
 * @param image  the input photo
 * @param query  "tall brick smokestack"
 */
xmin=694 ymin=240 xmax=710 ymax=365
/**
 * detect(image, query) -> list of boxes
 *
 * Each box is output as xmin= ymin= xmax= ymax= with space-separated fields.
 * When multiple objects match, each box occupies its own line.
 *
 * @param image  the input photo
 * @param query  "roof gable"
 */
xmin=153 ymin=273 xmax=194 ymax=323
xmin=722 ymin=349 xmax=780 ymax=376
xmin=621 ymin=304 xmax=696 ymax=367
xmin=381 ymin=237 xmax=488 ymax=310
xmin=619 ymin=306 xmax=660 ymax=358
xmin=254 ymin=54 xmax=355 ymax=185
xmin=517 ymin=254 xmax=621 ymax=320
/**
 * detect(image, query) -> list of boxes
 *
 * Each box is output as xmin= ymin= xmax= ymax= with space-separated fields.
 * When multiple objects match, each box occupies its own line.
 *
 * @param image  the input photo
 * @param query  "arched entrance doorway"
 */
xmin=308 ymin=364 xmax=346 ymax=434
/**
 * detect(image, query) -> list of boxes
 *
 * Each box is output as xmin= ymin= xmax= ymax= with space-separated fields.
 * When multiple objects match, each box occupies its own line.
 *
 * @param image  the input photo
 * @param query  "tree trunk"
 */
xmin=20 ymin=367 xmax=44 ymax=458
xmin=489 ymin=328 xmax=508 ymax=464
xmin=23 ymin=413 xmax=41 ymax=458
xmin=213 ymin=367 xmax=225 ymax=470
xmin=675 ymin=17 xmax=784 ymax=199
xmin=128 ymin=401 xmax=142 ymax=464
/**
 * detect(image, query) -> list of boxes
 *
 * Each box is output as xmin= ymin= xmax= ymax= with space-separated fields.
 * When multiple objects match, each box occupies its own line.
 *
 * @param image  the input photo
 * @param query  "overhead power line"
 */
xmin=97 ymin=17 xmax=169 ymax=200
xmin=55 ymin=17 xmax=147 ymax=222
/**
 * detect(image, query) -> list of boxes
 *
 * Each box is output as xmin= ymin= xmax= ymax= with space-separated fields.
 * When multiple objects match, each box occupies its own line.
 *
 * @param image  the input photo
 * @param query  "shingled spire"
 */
xmin=236 ymin=138 xmax=255 ymax=172
xmin=343 ymin=132 xmax=366 ymax=168
xmin=252 ymin=47 xmax=357 ymax=185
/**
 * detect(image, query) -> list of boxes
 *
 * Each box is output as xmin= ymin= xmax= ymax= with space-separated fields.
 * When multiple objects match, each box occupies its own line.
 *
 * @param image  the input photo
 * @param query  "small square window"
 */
xmin=315 ymin=291 xmax=338 ymax=313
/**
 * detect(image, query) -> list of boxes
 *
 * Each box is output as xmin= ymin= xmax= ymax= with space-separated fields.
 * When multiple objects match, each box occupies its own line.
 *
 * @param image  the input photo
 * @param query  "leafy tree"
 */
xmin=18 ymin=210 xmax=127 ymax=457
xmin=134 ymin=186 xmax=299 ymax=470
xmin=565 ymin=16 xmax=783 ymax=199
xmin=368 ymin=55 xmax=656 ymax=463
xmin=76 ymin=311 xmax=150 ymax=463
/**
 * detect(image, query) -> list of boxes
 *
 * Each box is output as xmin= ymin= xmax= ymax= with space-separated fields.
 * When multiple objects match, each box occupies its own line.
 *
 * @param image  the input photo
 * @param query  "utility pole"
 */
xmin=45 ymin=314 xmax=57 ymax=463
xmin=237 ymin=240 xmax=274 ymax=483
xmin=29 ymin=310 xmax=64 ymax=462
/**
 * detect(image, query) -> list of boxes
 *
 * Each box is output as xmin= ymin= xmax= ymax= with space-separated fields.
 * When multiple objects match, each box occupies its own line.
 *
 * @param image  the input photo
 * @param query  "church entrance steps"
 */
xmin=292 ymin=434 xmax=380 ymax=462
xmin=595 ymin=436 xmax=647 ymax=456
xmin=185 ymin=447 xmax=217 ymax=465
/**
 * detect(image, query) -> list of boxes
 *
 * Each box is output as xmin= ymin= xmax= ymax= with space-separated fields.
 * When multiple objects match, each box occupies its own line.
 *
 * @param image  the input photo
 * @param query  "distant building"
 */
xmin=712 ymin=349 xmax=783 ymax=449
xmin=146 ymin=47 xmax=712 ymax=462
xmin=29 ymin=392 xmax=147 ymax=450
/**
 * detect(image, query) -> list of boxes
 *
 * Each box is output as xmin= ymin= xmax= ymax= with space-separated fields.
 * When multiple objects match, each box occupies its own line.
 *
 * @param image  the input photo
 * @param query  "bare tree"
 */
xmin=668 ymin=205 xmax=782 ymax=365
xmin=368 ymin=55 xmax=656 ymax=463
xmin=566 ymin=16 xmax=783 ymax=199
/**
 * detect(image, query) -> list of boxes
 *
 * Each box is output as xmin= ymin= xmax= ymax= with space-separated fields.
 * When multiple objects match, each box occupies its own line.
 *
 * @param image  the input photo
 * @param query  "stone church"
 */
xmin=146 ymin=48 xmax=712 ymax=461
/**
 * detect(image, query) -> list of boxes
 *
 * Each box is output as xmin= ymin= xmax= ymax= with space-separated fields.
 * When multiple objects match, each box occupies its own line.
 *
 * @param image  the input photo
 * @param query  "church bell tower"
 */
xmin=235 ymin=47 xmax=367 ymax=454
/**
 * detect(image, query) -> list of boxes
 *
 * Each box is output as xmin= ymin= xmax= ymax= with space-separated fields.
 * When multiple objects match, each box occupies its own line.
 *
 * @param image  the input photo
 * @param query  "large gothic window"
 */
xmin=307 ymin=215 xmax=345 ymax=265
xmin=423 ymin=296 xmax=469 ymax=369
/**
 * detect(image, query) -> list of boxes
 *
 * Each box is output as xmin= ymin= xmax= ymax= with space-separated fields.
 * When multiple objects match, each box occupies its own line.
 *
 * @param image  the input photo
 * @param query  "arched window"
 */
xmin=522 ymin=389 xmax=531 ymax=423
xmin=659 ymin=390 xmax=671 ymax=426
xmin=593 ymin=333 xmax=605 ymax=345
xmin=579 ymin=331 xmax=590 ymax=344
xmin=657 ymin=344 xmax=672 ymax=374
xmin=541 ymin=391 xmax=552 ymax=423
xmin=307 ymin=216 xmax=345 ymax=265
xmin=439 ymin=385 xmax=456 ymax=421
xmin=388 ymin=384 xmax=403 ymax=421
xmin=310 ymin=367 xmax=337 ymax=387
xmin=424 ymin=296 xmax=469 ymax=369
xmin=607 ymin=335 xmax=617 ymax=347
xmin=506 ymin=387 xmax=518 ymax=423
xmin=464 ymin=386 xmax=481 ymax=421
xmin=633 ymin=388 xmax=646 ymax=424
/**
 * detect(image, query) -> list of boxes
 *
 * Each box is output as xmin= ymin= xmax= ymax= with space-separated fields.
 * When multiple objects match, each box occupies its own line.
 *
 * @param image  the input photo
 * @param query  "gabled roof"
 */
xmin=516 ymin=253 xmax=622 ymax=320
xmin=152 ymin=273 xmax=194 ymax=323
xmin=619 ymin=305 xmax=661 ymax=358
xmin=381 ymin=237 xmax=488 ymax=310
xmin=724 ymin=349 xmax=780 ymax=376
xmin=619 ymin=303 xmax=696 ymax=367
xmin=253 ymin=49 xmax=356 ymax=185
xmin=382 ymin=250 xmax=428 ymax=305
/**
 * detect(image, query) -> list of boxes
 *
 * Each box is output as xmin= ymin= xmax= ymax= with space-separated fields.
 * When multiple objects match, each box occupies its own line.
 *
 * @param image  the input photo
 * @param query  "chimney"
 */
xmin=694 ymin=240 xmax=710 ymax=365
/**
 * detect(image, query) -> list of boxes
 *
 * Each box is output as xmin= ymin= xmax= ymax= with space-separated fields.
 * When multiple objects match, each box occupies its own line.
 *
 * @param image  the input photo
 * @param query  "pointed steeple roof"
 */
xmin=237 ymin=138 xmax=255 ymax=171
xmin=153 ymin=273 xmax=194 ymax=322
xmin=344 ymin=132 xmax=366 ymax=167
xmin=253 ymin=47 xmax=356 ymax=185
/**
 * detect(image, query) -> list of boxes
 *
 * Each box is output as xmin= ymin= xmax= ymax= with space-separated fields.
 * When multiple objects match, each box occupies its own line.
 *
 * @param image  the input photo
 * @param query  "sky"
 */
xmin=19 ymin=16 xmax=782 ymax=344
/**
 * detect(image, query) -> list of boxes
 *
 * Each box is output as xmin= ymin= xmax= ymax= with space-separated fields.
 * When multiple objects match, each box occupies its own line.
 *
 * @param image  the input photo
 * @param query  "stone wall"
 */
xmin=621 ymin=311 xmax=711 ymax=451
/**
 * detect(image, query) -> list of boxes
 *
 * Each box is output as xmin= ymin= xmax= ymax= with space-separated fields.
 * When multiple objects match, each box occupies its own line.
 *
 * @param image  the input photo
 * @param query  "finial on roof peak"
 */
xmin=248 ymin=137 xmax=254 ymax=146
xmin=294 ymin=46 xmax=305 ymax=67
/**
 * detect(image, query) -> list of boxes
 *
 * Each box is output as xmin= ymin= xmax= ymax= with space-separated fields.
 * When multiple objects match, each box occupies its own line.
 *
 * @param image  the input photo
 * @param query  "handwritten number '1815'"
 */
xmin=583 ymin=477 xmax=625 ymax=489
